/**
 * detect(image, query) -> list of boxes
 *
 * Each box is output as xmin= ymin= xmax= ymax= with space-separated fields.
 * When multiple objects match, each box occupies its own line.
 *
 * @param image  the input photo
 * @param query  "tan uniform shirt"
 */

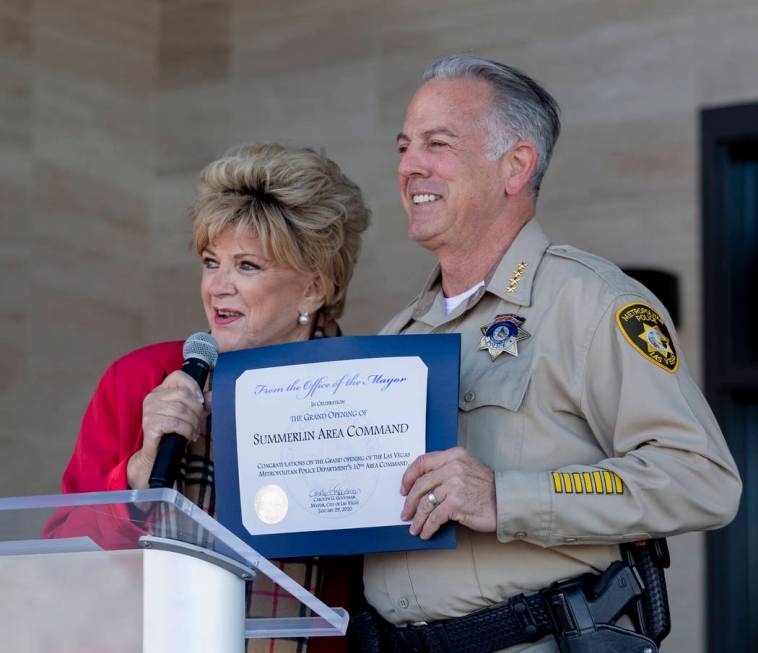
xmin=364 ymin=219 xmax=741 ymax=629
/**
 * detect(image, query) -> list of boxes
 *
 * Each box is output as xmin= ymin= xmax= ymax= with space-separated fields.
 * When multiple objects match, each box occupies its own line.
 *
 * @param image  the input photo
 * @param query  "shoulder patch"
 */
xmin=615 ymin=302 xmax=678 ymax=373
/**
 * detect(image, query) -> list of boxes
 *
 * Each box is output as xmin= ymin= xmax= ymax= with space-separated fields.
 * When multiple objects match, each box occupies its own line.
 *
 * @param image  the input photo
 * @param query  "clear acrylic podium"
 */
xmin=0 ymin=489 xmax=348 ymax=652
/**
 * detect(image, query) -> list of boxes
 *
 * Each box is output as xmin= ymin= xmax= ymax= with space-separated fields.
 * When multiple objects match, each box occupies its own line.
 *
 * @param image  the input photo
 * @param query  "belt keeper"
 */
xmin=429 ymin=622 xmax=454 ymax=653
xmin=393 ymin=626 xmax=424 ymax=653
xmin=511 ymin=594 xmax=541 ymax=642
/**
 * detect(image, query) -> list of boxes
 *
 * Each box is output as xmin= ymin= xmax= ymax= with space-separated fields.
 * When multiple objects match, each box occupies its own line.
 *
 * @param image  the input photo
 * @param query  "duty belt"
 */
xmin=348 ymin=592 xmax=553 ymax=653
xmin=348 ymin=542 xmax=671 ymax=653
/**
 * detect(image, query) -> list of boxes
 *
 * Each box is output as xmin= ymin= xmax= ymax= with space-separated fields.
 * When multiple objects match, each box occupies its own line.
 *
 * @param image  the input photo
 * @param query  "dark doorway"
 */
xmin=701 ymin=102 xmax=758 ymax=652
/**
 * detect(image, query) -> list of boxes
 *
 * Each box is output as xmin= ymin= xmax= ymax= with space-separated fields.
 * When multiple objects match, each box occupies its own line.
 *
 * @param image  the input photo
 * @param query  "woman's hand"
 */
xmin=127 ymin=370 xmax=209 ymax=489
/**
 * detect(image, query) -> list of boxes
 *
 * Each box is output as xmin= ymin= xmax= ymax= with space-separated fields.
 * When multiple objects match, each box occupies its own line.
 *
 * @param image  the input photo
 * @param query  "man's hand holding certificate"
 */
xmin=212 ymin=335 xmax=459 ymax=558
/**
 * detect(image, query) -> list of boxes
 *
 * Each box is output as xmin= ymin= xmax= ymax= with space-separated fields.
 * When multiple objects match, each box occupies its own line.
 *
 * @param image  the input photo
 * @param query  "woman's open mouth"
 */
xmin=214 ymin=308 xmax=243 ymax=325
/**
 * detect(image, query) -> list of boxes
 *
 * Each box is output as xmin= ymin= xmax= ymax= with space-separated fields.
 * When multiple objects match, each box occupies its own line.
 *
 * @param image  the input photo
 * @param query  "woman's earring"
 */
xmin=298 ymin=311 xmax=310 ymax=326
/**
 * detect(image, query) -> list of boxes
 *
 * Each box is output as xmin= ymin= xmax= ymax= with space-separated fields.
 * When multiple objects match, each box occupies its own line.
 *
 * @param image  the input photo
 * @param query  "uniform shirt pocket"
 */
xmin=457 ymin=354 xmax=533 ymax=469
xmin=459 ymin=348 xmax=533 ymax=411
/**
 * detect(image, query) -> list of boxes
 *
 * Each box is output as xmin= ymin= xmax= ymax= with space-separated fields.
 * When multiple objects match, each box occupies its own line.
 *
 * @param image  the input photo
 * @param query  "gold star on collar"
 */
xmin=479 ymin=313 xmax=530 ymax=360
xmin=505 ymin=261 xmax=528 ymax=293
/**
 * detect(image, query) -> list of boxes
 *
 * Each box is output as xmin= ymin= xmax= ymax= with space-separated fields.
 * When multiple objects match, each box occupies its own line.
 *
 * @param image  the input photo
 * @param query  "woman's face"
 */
xmin=200 ymin=226 xmax=321 ymax=353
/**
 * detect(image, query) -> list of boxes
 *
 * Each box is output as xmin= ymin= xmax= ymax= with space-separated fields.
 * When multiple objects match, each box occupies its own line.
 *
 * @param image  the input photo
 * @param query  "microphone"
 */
xmin=148 ymin=333 xmax=219 ymax=489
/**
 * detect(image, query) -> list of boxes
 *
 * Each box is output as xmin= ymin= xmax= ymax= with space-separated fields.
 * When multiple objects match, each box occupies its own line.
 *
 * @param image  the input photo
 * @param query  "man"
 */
xmin=359 ymin=55 xmax=741 ymax=652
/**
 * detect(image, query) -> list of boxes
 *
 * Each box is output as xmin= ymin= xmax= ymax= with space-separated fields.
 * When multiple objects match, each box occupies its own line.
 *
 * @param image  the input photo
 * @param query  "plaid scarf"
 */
xmin=175 ymin=312 xmax=342 ymax=653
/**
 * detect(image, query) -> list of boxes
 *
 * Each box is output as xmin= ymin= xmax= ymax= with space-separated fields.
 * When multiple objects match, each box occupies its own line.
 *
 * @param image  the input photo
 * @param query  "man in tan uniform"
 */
xmin=359 ymin=55 xmax=741 ymax=652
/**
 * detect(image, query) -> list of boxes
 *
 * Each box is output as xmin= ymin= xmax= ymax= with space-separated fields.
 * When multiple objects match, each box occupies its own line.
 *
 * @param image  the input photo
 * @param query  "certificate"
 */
xmin=237 ymin=356 xmax=427 ymax=535
xmin=212 ymin=334 xmax=460 ymax=558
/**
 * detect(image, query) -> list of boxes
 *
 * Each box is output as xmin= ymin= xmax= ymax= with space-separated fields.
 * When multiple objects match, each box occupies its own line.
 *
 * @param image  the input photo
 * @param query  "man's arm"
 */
xmin=494 ymin=294 xmax=741 ymax=547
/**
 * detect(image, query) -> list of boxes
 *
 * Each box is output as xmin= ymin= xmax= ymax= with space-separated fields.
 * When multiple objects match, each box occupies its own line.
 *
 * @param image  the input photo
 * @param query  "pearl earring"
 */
xmin=298 ymin=311 xmax=310 ymax=326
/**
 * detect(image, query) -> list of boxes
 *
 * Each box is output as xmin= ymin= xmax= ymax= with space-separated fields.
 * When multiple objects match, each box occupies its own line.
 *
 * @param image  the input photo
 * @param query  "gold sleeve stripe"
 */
xmin=551 ymin=470 xmax=624 ymax=495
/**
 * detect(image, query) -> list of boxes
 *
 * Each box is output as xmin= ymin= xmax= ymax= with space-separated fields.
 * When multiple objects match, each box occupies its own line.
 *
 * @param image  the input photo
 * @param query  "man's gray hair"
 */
xmin=423 ymin=55 xmax=561 ymax=199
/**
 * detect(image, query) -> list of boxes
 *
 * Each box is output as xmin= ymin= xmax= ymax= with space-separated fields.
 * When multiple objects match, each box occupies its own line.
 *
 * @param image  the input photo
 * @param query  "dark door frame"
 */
xmin=701 ymin=102 xmax=758 ymax=653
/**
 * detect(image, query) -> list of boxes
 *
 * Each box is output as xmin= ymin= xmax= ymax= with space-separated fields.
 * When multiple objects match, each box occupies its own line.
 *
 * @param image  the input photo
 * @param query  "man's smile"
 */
xmin=411 ymin=193 xmax=443 ymax=205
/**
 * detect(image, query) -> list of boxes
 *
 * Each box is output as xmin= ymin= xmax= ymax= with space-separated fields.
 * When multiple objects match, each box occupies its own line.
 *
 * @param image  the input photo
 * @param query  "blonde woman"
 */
xmin=56 ymin=143 xmax=371 ymax=653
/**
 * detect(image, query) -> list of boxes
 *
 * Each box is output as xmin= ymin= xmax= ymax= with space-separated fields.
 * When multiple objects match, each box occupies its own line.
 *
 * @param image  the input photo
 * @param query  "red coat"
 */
xmin=42 ymin=342 xmax=185 ymax=546
xmin=61 ymin=341 xmax=185 ymax=493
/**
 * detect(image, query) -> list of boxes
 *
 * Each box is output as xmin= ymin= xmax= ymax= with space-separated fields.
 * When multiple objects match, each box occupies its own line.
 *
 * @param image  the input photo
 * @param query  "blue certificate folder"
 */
xmin=212 ymin=334 xmax=460 ymax=558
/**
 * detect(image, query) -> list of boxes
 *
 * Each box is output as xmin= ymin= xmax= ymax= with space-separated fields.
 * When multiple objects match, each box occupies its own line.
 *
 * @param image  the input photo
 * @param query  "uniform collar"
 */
xmin=484 ymin=218 xmax=550 ymax=308
xmin=411 ymin=219 xmax=550 ymax=325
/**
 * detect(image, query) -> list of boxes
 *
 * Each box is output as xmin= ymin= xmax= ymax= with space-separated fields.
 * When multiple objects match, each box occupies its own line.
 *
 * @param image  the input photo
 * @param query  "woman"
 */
xmin=56 ymin=143 xmax=371 ymax=653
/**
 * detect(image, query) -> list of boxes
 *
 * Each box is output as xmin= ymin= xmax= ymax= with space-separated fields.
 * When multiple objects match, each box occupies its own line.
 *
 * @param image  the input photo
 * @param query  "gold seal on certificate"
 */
xmin=254 ymin=484 xmax=289 ymax=524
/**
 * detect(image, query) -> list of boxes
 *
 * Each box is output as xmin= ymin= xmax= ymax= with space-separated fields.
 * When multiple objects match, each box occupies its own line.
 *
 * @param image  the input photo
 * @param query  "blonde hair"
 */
xmin=191 ymin=143 xmax=371 ymax=318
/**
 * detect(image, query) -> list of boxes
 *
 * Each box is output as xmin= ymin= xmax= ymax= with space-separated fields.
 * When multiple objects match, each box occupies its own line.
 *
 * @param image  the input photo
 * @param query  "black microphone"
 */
xmin=149 ymin=333 xmax=219 ymax=489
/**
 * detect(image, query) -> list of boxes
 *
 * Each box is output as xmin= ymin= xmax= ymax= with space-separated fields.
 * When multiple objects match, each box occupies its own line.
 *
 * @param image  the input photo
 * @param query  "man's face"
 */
xmin=397 ymin=78 xmax=506 ymax=253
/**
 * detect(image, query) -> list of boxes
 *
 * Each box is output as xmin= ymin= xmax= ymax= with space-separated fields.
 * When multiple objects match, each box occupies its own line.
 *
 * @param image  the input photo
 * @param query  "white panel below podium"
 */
xmin=144 ymin=547 xmax=245 ymax=652
xmin=0 ymin=548 xmax=246 ymax=653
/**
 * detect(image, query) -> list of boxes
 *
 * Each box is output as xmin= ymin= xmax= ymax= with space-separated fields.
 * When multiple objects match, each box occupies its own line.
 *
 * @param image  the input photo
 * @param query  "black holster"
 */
xmin=543 ymin=538 xmax=671 ymax=653
xmin=623 ymin=538 xmax=671 ymax=646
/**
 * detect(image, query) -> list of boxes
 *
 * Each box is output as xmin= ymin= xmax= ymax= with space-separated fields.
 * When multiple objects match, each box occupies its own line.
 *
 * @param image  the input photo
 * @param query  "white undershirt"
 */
xmin=443 ymin=281 xmax=485 ymax=315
